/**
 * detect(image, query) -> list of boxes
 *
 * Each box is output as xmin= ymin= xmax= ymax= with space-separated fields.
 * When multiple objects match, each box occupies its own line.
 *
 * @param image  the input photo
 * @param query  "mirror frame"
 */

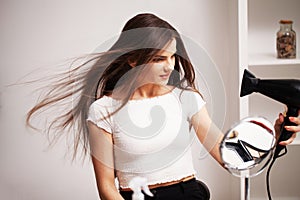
xmin=220 ymin=116 xmax=276 ymax=178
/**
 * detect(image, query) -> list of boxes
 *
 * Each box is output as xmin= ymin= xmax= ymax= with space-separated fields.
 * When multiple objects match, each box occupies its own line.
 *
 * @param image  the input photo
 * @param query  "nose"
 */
xmin=164 ymin=57 xmax=175 ymax=72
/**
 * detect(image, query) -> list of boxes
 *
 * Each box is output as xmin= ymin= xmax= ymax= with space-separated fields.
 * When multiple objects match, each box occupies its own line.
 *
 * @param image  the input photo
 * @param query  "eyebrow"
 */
xmin=153 ymin=55 xmax=167 ymax=59
xmin=153 ymin=53 xmax=176 ymax=58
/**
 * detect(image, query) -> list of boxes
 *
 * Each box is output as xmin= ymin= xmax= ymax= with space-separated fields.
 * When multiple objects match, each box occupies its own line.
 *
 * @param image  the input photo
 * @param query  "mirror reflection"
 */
xmin=220 ymin=117 xmax=276 ymax=177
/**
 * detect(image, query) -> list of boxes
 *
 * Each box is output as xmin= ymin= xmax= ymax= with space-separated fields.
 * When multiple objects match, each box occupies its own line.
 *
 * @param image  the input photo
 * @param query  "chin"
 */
xmin=157 ymin=80 xmax=169 ymax=86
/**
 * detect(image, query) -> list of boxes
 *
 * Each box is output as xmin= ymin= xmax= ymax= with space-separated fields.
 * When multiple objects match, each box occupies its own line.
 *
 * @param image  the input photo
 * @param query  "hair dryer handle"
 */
xmin=274 ymin=106 xmax=298 ymax=158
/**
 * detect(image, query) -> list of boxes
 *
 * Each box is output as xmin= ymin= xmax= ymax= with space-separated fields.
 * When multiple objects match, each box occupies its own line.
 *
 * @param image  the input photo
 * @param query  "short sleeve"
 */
xmin=87 ymin=98 xmax=113 ymax=134
xmin=183 ymin=90 xmax=206 ymax=120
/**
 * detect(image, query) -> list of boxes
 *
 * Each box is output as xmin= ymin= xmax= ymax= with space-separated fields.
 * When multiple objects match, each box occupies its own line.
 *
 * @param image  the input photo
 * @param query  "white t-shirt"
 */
xmin=87 ymin=87 xmax=205 ymax=188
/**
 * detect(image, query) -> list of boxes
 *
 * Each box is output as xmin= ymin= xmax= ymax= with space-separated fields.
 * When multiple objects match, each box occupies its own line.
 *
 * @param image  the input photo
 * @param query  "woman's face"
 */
xmin=136 ymin=38 xmax=177 ymax=86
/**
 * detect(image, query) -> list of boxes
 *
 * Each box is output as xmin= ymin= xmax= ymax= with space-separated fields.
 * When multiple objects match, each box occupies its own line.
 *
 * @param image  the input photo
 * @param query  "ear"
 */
xmin=128 ymin=59 xmax=137 ymax=68
xmin=127 ymin=56 xmax=137 ymax=68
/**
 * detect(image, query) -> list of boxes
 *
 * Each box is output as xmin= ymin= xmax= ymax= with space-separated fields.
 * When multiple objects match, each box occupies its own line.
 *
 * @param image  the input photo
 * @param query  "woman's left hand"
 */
xmin=274 ymin=111 xmax=300 ymax=146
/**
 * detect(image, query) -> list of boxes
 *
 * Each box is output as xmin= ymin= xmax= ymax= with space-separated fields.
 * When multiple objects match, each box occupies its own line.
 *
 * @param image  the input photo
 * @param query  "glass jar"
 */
xmin=276 ymin=20 xmax=296 ymax=59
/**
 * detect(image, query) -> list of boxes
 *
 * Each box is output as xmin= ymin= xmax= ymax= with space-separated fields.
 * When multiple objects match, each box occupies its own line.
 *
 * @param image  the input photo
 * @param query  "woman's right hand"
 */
xmin=88 ymin=122 xmax=124 ymax=200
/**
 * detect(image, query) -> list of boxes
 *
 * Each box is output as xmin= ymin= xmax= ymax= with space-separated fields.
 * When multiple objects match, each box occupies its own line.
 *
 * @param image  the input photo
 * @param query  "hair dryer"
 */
xmin=240 ymin=69 xmax=300 ymax=158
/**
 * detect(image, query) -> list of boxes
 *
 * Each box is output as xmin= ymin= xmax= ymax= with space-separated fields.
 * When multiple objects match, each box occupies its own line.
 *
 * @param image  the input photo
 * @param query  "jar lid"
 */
xmin=279 ymin=20 xmax=293 ymax=24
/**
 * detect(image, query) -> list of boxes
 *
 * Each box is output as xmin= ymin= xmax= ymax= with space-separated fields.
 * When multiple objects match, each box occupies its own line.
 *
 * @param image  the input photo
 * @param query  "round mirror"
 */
xmin=220 ymin=116 xmax=276 ymax=178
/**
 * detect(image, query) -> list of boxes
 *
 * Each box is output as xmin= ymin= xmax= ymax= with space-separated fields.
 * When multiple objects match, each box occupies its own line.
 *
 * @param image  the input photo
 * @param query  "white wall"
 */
xmin=0 ymin=0 xmax=237 ymax=199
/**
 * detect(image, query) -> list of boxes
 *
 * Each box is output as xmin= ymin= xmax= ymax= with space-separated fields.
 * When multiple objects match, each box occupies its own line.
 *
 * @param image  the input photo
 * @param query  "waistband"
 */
xmin=120 ymin=175 xmax=195 ymax=192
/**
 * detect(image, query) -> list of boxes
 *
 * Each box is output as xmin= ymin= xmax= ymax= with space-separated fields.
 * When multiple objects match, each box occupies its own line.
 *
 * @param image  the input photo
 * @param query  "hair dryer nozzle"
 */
xmin=240 ymin=69 xmax=259 ymax=97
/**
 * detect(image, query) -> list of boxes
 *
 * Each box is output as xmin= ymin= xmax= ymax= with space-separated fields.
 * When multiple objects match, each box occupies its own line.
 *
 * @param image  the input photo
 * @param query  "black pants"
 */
xmin=120 ymin=178 xmax=210 ymax=200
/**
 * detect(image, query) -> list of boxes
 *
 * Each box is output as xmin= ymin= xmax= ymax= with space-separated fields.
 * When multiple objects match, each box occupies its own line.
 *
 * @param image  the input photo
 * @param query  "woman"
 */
xmin=26 ymin=13 xmax=300 ymax=200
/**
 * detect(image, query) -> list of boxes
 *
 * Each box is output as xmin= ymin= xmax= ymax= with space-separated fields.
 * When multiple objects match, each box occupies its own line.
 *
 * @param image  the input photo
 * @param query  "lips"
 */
xmin=160 ymin=73 xmax=171 ymax=79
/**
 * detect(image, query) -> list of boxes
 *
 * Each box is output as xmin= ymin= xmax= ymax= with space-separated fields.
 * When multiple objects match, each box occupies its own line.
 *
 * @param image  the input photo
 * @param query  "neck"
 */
xmin=132 ymin=84 xmax=172 ymax=100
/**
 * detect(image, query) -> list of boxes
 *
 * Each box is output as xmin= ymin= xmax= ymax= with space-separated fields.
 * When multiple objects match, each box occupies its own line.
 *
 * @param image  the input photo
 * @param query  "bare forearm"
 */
xmin=209 ymin=135 xmax=225 ymax=167
xmin=97 ymin=184 xmax=124 ymax=200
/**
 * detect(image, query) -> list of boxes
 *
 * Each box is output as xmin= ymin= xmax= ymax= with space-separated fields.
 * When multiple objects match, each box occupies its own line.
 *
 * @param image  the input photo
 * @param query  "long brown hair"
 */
xmin=26 ymin=13 xmax=197 ymax=160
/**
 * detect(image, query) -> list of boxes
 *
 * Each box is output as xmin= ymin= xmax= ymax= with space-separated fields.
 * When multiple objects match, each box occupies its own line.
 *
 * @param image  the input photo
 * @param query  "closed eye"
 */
xmin=152 ymin=57 xmax=165 ymax=62
xmin=151 ymin=54 xmax=176 ymax=63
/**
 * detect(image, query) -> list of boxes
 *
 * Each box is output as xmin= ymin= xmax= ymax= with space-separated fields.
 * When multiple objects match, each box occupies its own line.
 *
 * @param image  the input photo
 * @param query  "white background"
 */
xmin=2 ymin=0 xmax=298 ymax=199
